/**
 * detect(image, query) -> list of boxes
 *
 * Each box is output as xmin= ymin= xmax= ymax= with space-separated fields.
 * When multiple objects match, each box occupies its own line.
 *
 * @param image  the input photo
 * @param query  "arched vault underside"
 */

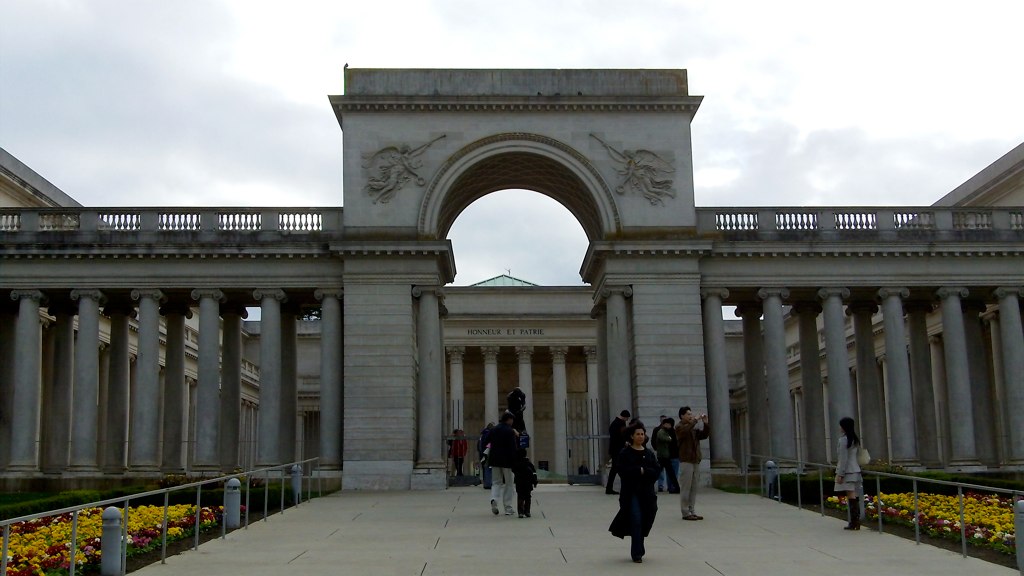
xmin=419 ymin=136 xmax=619 ymax=242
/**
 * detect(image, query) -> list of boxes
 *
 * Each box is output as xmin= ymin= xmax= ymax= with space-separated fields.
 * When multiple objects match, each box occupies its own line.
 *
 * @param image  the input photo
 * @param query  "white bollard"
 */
xmin=101 ymin=507 xmax=122 ymax=576
xmin=291 ymin=465 xmax=302 ymax=506
xmin=224 ymin=478 xmax=241 ymax=529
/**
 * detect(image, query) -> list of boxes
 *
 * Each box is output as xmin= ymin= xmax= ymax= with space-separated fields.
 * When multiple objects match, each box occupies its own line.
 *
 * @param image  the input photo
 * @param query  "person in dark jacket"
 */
xmin=605 ymin=409 xmax=631 ymax=495
xmin=487 ymin=411 xmax=519 ymax=516
xmin=506 ymin=387 xmax=527 ymax=433
xmin=654 ymin=418 xmax=680 ymax=494
xmin=478 ymin=422 xmax=494 ymax=489
xmin=608 ymin=421 xmax=660 ymax=563
xmin=511 ymin=448 xmax=538 ymax=518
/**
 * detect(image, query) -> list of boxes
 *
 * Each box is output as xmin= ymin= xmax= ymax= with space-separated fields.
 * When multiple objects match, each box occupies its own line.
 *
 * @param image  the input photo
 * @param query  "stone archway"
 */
xmin=418 ymin=133 xmax=621 ymax=242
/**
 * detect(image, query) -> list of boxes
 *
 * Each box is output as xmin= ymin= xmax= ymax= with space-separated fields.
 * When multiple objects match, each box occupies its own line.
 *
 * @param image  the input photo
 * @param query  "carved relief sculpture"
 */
xmin=590 ymin=133 xmax=675 ymax=205
xmin=362 ymin=135 xmax=447 ymax=204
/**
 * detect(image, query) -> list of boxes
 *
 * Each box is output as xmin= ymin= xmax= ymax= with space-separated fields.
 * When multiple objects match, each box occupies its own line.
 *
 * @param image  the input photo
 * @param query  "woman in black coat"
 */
xmin=608 ymin=421 xmax=660 ymax=563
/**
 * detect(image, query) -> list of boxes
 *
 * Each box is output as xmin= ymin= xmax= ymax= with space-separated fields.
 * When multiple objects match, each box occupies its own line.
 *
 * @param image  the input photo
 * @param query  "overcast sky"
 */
xmin=2 ymin=1 xmax=1022 ymax=286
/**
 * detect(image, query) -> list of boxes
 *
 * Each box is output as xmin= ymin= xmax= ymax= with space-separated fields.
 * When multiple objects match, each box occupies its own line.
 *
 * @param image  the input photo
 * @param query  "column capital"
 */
xmin=10 ymin=289 xmax=47 ymax=305
xmin=131 ymin=288 xmax=166 ymax=303
xmin=790 ymin=301 xmax=822 ymax=315
xmin=515 ymin=345 xmax=534 ymax=360
xmin=936 ymin=286 xmax=969 ymax=300
xmin=412 ymin=285 xmax=444 ymax=299
xmin=993 ymin=286 xmax=1024 ymax=300
xmin=447 ymin=346 xmax=465 ymax=363
xmin=550 ymin=346 xmax=569 ymax=362
xmin=481 ymin=346 xmax=500 ymax=361
xmin=846 ymin=301 xmax=878 ymax=315
xmin=70 ymin=288 xmax=107 ymax=305
xmin=757 ymin=287 xmax=790 ymax=301
xmin=584 ymin=346 xmax=598 ymax=362
xmin=253 ymin=288 xmax=287 ymax=302
xmin=877 ymin=287 xmax=909 ymax=300
xmin=191 ymin=288 xmax=226 ymax=302
xmin=817 ymin=287 xmax=850 ymax=301
xmin=700 ymin=287 xmax=730 ymax=300
xmin=314 ymin=287 xmax=344 ymax=301
xmin=601 ymin=285 xmax=633 ymax=300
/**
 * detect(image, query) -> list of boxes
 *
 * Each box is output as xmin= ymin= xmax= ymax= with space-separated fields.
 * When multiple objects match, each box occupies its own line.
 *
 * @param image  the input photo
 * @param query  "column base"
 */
xmin=410 ymin=465 xmax=447 ymax=490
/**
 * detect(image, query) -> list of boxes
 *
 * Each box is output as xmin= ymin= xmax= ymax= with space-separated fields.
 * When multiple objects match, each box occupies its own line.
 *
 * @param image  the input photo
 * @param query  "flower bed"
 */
xmin=4 ymin=504 xmax=224 ymax=576
xmin=826 ymin=492 xmax=1017 ymax=555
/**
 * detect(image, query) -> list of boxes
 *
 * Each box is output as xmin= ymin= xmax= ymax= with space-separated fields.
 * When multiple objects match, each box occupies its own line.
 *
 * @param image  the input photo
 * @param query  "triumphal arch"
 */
xmin=1 ymin=69 xmax=1023 ymax=491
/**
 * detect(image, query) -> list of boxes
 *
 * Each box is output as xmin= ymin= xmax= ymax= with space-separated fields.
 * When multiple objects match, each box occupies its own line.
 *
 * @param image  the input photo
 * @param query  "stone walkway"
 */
xmin=132 ymin=485 xmax=1016 ymax=575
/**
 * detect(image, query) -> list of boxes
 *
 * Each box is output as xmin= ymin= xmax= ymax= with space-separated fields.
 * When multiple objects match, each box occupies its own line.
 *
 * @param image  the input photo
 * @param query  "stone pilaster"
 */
xmin=993 ymin=288 xmax=1024 ymax=463
xmin=412 ymin=286 xmax=445 ymax=488
xmin=191 ymin=288 xmax=225 ymax=470
xmin=482 ymin=346 xmax=500 ymax=424
xmin=818 ymin=287 xmax=853 ymax=455
xmin=8 ymin=290 xmax=46 ymax=472
xmin=603 ymin=286 xmax=633 ymax=417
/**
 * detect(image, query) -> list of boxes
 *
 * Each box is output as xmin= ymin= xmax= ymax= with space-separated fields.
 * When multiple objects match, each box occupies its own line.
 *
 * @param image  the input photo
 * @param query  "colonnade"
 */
xmin=719 ymin=285 xmax=1024 ymax=469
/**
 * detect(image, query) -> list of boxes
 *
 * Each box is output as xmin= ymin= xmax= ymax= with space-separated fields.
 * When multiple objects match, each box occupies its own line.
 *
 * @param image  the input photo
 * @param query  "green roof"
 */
xmin=471 ymin=274 xmax=539 ymax=287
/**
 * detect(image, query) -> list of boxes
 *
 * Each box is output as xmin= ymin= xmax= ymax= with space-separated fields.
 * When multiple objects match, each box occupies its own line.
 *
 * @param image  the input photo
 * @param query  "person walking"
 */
xmin=608 ymin=422 xmax=660 ymax=563
xmin=834 ymin=416 xmax=864 ymax=530
xmin=512 ymin=448 xmax=538 ymax=518
xmin=487 ymin=411 xmax=519 ymax=516
xmin=449 ymin=428 xmax=468 ymax=477
xmin=478 ymin=422 xmax=494 ymax=489
xmin=675 ymin=406 xmax=710 ymax=520
xmin=605 ymin=409 xmax=631 ymax=495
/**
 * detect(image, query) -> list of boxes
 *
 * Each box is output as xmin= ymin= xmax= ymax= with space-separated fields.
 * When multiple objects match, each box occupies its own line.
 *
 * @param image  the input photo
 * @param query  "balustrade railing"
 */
xmin=698 ymin=207 xmax=1024 ymax=235
xmin=0 ymin=207 xmax=343 ymax=234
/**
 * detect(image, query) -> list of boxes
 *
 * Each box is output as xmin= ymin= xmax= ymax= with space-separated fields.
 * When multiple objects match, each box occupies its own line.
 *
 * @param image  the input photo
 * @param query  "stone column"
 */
xmin=129 ymin=289 xmax=165 ymax=471
xmin=930 ymin=335 xmax=950 ymax=463
xmin=584 ymin=346 xmax=601 ymax=474
xmin=280 ymin=304 xmax=298 ymax=463
xmin=8 ymin=290 xmax=46 ymax=471
xmin=702 ymin=289 xmax=736 ymax=468
xmin=994 ymin=288 xmax=1024 ymax=463
xmin=482 ymin=346 xmax=500 ymax=424
xmin=255 ymin=288 xmax=286 ymax=467
xmin=936 ymin=287 xmax=978 ymax=465
xmin=793 ymin=302 xmax=827 ymax=464
xmin=551 ymin=346 xmax=569 ymax=476
xmin=191 ymin=288 xmax=224 ymax=470
xmin=849 ymin=301 xmax=887 ymax=461
xmin=818 ymin=287 xmax=853 ymax=447
xmin=315 ymin=288 xmax=344 ymax=470
xmin=962 ymin=300 xmax=997 ymax=465
xmin=604 ymin=287 xmax=633 ymax=417
xmin=906 ymin=302 xmax=940 ymax=467
xmin=0 ymin=297 xmax=16 ymax=470
xmin=516 ymin=346 xmax=535 ymax=445
xmin=736 ymin=303 xmax=767 ymax=462
xmin=877 ymin=288 xmax=917 ymax=465
xmin=759 ymin=288 xmax=796 ymax=460
xmin=104 ymin=304 xmax=132 ymax=473
xmin=220 ymin=304 xmax=245 ymax=472
xmin=413 ymin=286 xmax=445 ymax=469
xmin=43 ymin=302 xmax=75 ymax=473
xmin=68 ymin=289 xmax=104 ymax=471
xmin=160 ymin=302 xmax=189 ymax=473
xmin=447 ymin=346 xmax=465 ymax=431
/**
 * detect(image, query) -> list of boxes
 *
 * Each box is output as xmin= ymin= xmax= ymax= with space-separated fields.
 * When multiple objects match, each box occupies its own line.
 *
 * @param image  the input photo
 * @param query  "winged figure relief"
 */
xmin=362 ymin=135 xmax=446 ymax=204
xmin=591 ymin=134 xmax=675 ymax=205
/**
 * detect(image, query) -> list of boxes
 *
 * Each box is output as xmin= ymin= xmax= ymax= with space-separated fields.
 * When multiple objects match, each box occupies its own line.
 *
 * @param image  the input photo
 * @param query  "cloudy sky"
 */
xmin=2 ymin=1 xmax=1022 ymax=286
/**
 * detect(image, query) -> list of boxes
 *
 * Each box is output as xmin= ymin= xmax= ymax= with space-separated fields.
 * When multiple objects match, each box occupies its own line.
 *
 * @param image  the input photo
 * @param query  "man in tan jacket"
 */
xmin=675 ymin=406 xmax=710 ymax=520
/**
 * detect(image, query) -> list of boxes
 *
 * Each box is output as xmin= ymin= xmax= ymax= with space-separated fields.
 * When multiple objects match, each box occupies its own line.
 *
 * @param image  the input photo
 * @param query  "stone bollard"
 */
xmin=224 ymin=478 xmax=241 ymax=529
xmin=101 ymin=507 xmax=122 ymax=576
xmin=764 ymin=460 xmax=779 ymax=500
xmin=291 ymin=465 xmax=302 ymax=506
xmin=1016 ymin=499 xmax=1023 ymax=573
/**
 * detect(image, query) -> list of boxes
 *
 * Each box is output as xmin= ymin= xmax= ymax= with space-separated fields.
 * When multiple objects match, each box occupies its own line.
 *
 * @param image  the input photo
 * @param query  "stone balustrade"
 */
xmin=0 ymin=207 xmax=343 ymax=235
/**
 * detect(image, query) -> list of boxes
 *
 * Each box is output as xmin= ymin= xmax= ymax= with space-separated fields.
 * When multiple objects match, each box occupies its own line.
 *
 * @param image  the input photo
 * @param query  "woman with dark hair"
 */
xmin=608 ymin=421 xmax=661 ymax=563
xmin=833 ymin=416 xmax=863 ymax=530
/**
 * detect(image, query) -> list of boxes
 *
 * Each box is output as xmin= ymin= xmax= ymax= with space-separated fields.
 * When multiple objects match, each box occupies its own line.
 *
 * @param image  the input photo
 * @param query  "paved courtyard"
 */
xmin=132 ymin=485 xmax=1015 ymax=575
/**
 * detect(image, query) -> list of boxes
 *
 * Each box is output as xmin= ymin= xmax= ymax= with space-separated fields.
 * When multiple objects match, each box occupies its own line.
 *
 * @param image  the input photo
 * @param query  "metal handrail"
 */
xmin=746 ymin=452 xmax=1022 ymax=560
xmin=1 ymin=458 xmax=321 ymax=576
